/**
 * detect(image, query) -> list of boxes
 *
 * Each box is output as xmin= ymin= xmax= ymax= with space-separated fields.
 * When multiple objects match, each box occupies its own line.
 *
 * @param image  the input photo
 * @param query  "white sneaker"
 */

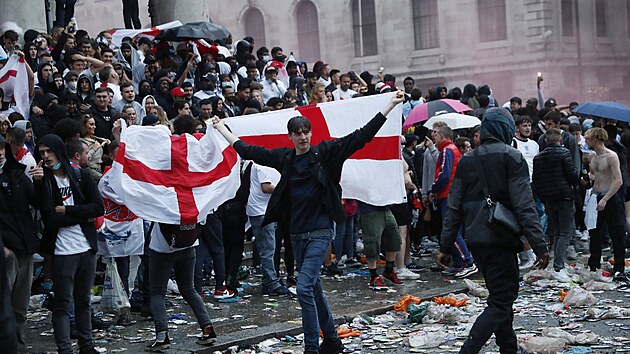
xmin=355 ymin=240 xmax=364 ymax=252
xmin=580 ymin=231 xmax=590 ymax=242
xmin=396 ymin=267 xmax=420 ymax=279
xmin=519 ymin=258 xmax=536 ymax=270
xmin=552 ymin=268 xmax=571 ymax=283
xmin=566 ymin=246 xmax=578 ymax=260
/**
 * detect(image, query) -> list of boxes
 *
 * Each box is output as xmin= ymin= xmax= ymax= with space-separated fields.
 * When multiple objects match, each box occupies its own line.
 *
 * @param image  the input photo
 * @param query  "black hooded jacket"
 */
xmin=0 ymin=136 xmax=43 ymax=255
xmin=440 ymin=108 xmax=547 ymax=256
xmin=35 ymin=134 xmax=104 ymax=255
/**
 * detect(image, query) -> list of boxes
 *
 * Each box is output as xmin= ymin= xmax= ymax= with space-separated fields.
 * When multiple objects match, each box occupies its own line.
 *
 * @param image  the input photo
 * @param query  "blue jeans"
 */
xmin=51 ymin=251 xmax=96 ymax=354
xmin=439 ymin=199 xmax=473 ymax=267
xmin=250 ymin=216 xmax=281 ymax=291
xmin=291 ymin=229 xmax=338 ymax=352
xmin=334 ymin=216 xmax=355 ymax=259
xmin=150 ymin=248 xmax=212 ymax=333
xmin=545 ymin=200 xmax=576 ymax=271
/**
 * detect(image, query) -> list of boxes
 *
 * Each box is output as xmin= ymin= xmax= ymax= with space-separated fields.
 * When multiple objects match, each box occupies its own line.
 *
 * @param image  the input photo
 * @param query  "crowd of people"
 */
xmin=0 ymin=17 xmax=629 ymax=354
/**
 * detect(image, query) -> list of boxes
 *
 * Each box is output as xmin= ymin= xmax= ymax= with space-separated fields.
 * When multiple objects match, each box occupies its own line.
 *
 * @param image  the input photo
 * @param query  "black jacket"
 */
xmin=233 ymin=113 xmax=388 ymax=228
xmin=532 ymin=144 xmax=578 ymax=202
xmin=0 ymin=137 xmax=42 ymax=255
xmin=441 ymin=108 xmax=547 ymax=256
xmin=35 ymin=134 xmax=104 ymax=255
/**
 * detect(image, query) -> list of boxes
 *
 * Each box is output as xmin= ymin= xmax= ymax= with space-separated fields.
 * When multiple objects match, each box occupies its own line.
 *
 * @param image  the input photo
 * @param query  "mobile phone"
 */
xmin=537 ymin=72 xmax=543 ymax=79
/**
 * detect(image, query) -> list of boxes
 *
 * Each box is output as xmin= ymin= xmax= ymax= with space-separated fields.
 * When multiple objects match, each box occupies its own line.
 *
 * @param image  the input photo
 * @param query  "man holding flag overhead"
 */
xmin=213 ymin=91 xmax=405 ymax=354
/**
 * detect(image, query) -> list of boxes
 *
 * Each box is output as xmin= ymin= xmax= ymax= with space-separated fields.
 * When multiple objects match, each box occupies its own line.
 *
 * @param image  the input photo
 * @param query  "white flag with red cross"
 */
xmin=109 ymin=20 xmax=182 ymax=47
xmin=224 ymin=93 xmax=406 ymax=206
xmin=105 ymin=124 xmax=240 ymax=224
xmin=0 ymin=54 xmax=30 ymax=119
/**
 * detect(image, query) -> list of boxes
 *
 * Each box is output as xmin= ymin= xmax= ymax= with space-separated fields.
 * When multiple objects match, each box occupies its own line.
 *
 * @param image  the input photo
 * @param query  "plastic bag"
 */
xmin=407 ymin=302 xmax=430 ymax=323
xmin=433 ymin=296 xmax=466 ymax=307
xmin=562 ymin=287 xmax=597 ymax=307
xmin=423 ymin=304 xmax=466 ymax=324
xmin=586 ymin=306 xmax=630 ymax=320
xmin=101 ymin=258 xmax=130 ymax=312
xmin=520 ymin=336 xmax=567 ymax=354
xmin=394 ymin=294 xmax=421 ymax=312
xmin=408 ymin=330 xmax=446 ymax=348
xmin=463 ymin=279 xmax=489 ymax=298
xmin=541 ymin=328 xmax=599 ymax=345
xmin=584 ymin=279 xmax=616 ymax=291
xmin=523 ymin=269 xmax=553 ymax=284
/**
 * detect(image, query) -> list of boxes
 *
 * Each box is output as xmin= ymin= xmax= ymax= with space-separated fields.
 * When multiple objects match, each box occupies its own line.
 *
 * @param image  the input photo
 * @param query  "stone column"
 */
xmin=153 ymin=0 xmax=211 ymax=25
xmin=0 ymin=0 xmax=47 ymax=33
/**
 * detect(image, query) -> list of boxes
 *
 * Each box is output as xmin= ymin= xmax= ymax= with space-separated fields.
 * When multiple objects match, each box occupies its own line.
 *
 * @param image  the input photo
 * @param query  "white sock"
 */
xmin=156 ymin=331 xmax=167 ymax=341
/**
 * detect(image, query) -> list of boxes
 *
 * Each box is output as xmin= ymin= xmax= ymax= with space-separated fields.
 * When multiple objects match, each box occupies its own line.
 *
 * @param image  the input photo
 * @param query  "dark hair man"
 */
xmin=213 ymin=92 xmax=405 ymax=354
xmin=36 ymin=134 xmax=104 ymax=354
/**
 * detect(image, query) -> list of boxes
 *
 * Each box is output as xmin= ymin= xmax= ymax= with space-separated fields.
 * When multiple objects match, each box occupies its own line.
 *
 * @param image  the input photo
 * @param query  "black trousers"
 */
xmin=0 ymin=238 xmax=18 ymax=354
xmin=274 ymin=221 xmax=295 ymax=277
xmin=588 ymin=193 xmax=626 ymax=273
xmin=222 ymin=219 xmax=246 ymax=280
xmin=460 ymin=246 xmax=519 ymax=354
xmin=122 ymin=0 xmax=141 ymax=29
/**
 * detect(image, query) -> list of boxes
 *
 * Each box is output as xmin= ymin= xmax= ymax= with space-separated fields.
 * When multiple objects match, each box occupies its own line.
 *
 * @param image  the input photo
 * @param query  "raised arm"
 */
xmin=212 ymin=116 xmax=240 ymax=146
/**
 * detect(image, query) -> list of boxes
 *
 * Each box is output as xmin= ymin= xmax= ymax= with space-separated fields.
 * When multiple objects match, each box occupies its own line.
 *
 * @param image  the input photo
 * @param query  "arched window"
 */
xmin=243 ymin=7 xmax=266 ymax=47
xmin=296 ymin=0 xmax=321 ymax=62
xmin=352 ymin=0 xmax=378 ymax=56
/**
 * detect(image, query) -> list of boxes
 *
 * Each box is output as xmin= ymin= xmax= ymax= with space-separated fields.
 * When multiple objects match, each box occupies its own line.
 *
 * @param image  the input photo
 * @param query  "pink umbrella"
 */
xmin=403 ymin=99 xmax=473 ymax=130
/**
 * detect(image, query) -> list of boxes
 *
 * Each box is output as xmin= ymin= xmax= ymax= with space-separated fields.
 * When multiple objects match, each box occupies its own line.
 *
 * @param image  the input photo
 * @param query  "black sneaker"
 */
xmin=286 ymin=276 xmax=297 ymax=287
xmin=319 ymin=337 xmax=344 ymax=354
xmin=614 ymin=271 xmax=630 ymax=284
xmin=344 ymin=257 xmax=362 ymax=268
xmin=91 ymin=315 xmax=107 ymax=330
xmin=321 ymin=264 xmax=343 ymax=276
xmin=197 ymin=325 xmax=217 ymax=346
xmin=146 ymin=333 xmax=170 ymax=352
xmin=263 ymin=285 xmax=290 ymax=296
xmin=407 ymin=262 xmax=425 ymax=272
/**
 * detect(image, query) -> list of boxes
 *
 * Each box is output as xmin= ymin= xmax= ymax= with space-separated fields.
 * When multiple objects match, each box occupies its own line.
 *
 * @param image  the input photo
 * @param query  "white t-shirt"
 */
xmin=512 ymin=137 xmax=539 ymax=182
xmin=332 ymin=88 xmax=357 ymax=101
xmin=54 ymin=175 xmax=92 ymax=255
xmin=149 ymin=222 xmax=199 ymax=253
xmin=246 ymin=164 xmax=281 ymax=217
xmin=17 ymin=150 xmax=36 ymax=180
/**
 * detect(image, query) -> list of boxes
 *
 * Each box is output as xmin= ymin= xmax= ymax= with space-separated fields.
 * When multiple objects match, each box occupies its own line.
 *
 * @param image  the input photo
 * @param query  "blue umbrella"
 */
xmin=573 ymin=101 xmax=630 ymax=123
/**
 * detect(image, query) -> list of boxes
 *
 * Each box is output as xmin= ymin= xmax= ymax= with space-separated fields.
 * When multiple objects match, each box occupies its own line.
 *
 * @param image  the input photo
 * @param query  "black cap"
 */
xmin=142 ymin=114 xmax=159 ymax=126
xmin=143 ymin=55 xmax=157 ymax=64
xmin=138 ymin=37 xmax=152 ymax=46
xmin=544 ymin=97 xmax=557 ymax=107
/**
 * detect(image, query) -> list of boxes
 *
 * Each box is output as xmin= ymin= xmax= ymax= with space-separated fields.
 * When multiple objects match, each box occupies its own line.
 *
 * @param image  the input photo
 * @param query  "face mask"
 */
xmin=221 ymin=82 xmax=232 ymax=89
xmin=262 ymin=55 xmax=271 ymax=63
xmin=139 ymin=88 xmax=152 ymax=96
xmin=51 ymin=161 xmax=62 ymax=170
xmin=275 ymin=55 xmax=287 ymax=63
xmin=67 ymin=81 xmax=77 ymax=91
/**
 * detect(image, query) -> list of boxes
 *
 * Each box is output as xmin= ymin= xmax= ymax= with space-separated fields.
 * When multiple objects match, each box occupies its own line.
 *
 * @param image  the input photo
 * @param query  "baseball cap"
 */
xmin=544 ymin=97 xmax=557 ymax=108
xmin=143 ymin=55 xmax=157 ymax=64
xmin=138 ymin=37 xmax=152 ymax=46
xmin=265 ymin=65 xmax=278 ymax=73
xmin=142 ymin=114 xmax=159 ymax=126
xmin=171 ymin=87 xmax=185 ymax=97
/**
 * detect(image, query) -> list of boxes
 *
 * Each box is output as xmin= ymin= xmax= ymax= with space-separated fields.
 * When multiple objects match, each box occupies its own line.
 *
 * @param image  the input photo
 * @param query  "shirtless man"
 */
xmin=583 ymin=127 xmax=627 ymax=282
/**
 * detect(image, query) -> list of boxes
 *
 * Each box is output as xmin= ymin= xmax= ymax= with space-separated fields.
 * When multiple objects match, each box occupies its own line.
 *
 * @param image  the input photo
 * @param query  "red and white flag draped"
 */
xmin=109 ymin=20 xmax=182 ymax=47
xmin=0 ymin=54 xmax=30 ymax=119
xmin=224 ymin=93 xmax=406 ymax=206
xmin=103 ymin=124 xmax=240 ymax=224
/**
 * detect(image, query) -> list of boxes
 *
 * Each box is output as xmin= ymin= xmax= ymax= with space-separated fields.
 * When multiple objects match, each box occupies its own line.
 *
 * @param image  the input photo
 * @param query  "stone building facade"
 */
xmin=68 ymin=0 xmax=630 ymax=104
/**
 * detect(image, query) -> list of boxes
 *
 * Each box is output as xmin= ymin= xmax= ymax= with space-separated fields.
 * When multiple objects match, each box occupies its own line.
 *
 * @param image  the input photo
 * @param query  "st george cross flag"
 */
xmin=109 ymin=20 xmax=182 ymax=47
xmin=0 ymin=54 xmax=30 ymax=119
xmin=224 ymin=93 xmax=406 ymax=206
xmin=104 ymin=124 xmax=240 ymax=224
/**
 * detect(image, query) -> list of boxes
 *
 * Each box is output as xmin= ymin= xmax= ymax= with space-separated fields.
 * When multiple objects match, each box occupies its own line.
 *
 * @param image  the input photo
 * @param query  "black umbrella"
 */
xmin=155 ymin=22 xmax=231 ymax=41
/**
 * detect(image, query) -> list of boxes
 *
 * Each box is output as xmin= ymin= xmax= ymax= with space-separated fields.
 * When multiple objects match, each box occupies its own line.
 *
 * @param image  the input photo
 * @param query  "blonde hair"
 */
xmin=584 ymin=127 xmax=608 ymax=142
xmin=432 ymin=121 xmax=448 ymax=129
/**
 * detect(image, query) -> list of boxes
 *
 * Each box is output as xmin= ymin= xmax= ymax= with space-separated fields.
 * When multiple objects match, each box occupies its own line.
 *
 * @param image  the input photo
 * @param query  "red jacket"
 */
xmin=432 ymin=140 xmax=461 ymax=200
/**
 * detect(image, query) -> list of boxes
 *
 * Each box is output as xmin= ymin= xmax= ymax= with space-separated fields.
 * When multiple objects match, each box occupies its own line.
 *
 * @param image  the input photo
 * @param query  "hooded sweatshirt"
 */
xmin=36 ymin=134 xmax=104 ymax=255
xmin=0 ymin=136 xmax=42 ymax=255
xmin=440 ymin=107 xmax=547 ymax=255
